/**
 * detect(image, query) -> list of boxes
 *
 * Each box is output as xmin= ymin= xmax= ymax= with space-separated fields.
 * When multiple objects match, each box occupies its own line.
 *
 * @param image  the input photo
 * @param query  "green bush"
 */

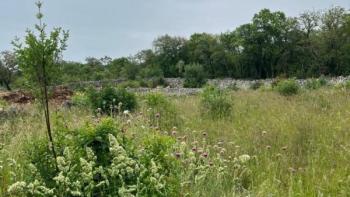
xmin=200 ymin=85 xmax=232 ymax=119
xmin=275 ymin=79 xmax=300 ymax=96
xmin=305 ymin=78 xmax=327 ymax=90
xmin=144 ymin=93 xmax=182 ymax=130
xmin=117 ymin=80 xmax=141 ymax=89
xmin=88 ymin=86 xmax=137 ymax=115
xmin=183 ymin=63 xmax=207 ymax=88
xmin=142 ymin=77 xmax=167 ymax=88
xmin=13 ymin=118 xmax=179 ymax=196
xmin=71 ymin=92 xmax=90 ymax=107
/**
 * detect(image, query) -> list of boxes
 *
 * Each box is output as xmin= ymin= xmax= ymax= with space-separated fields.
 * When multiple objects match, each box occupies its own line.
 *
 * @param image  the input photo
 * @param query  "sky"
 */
xmin=0 ymin=0 xmax=349 ymax=62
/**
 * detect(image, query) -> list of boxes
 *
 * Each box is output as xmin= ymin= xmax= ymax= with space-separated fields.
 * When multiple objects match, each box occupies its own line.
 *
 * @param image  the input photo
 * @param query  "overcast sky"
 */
xmin=0 ymin=0 xmax=349 ymax=62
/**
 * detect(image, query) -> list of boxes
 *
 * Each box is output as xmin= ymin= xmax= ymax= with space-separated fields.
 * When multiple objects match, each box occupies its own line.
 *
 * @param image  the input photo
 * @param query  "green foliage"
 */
xmin=5 ymin=116 xmax=240 ymax=197
xmin=275 ymin=79 xmax=300 ymax=96
xmin=88 ymin=86 xmax=137 ymax=115
xmin=144 ymin=93 xmax=182 ymax=130
xmin=71 ymin=92 xmax=90 ymax=107
xmin=183 ymin=63 xmax=207 ymax=88
xmin=117 ymin=80 xmax=141 ymax=89
xmin=305 ymin=77 xmax=327 ymax=90
xmin=200 ymin=85 xmax=232 ymax=119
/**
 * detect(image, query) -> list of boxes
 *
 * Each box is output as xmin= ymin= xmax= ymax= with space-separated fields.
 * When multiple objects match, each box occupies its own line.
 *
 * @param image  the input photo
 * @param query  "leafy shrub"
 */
xmin=7 ymin=117 xmax=248 ymax=196
xmin=305 ymin=78 xmax=327 ymax=90
xmin=140 ymin=77 xmax=167 ymax=88
xmin=71 ymin=92 xmax=90 ymax=107
xmin=88 ymin=86 xmax=137 ymax=115
xmin=200 ymin=85 xmax=232 ymax=119
xmin=275 ymin=79 xmax=300 ymax=96
xmin=144 ymin=93 xmax=182 ymax=130
xmin=249 ymin=81 xmax=263 ymax=90
xmin=117 ymin=80 xmax=141 ymax=88
xmin=183 ymin=64 xmax=207 ymax=88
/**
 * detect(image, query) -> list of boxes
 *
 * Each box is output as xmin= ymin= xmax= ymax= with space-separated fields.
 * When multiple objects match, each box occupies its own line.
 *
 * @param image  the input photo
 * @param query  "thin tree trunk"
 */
xmin=41 ymin=50 xmax=58 ymax=171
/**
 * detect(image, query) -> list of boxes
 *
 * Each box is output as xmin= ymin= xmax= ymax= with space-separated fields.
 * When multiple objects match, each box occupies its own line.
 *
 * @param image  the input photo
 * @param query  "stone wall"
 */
xmin=165 ymin=76 xmax=350 ymax=90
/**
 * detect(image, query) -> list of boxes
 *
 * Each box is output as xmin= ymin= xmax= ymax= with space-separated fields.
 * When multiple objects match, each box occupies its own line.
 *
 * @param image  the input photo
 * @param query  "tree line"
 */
xmin=1 ymin=6 xmax=350 ymax=90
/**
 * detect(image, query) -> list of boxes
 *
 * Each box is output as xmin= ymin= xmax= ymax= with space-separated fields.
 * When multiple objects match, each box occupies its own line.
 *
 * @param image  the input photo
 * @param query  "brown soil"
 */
xmin=0 ymin=86 xmax=73 ymax=104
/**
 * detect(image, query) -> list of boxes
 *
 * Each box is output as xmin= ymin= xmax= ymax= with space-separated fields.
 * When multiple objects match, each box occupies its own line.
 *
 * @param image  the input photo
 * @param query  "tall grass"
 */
xmin=1 ymin=88 xmax=350 ymax=196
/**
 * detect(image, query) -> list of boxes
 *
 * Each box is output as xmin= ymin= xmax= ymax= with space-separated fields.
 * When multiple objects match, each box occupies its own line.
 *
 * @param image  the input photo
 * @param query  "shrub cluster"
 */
xmin=305 ymin=77 xmax=327 ymax=90
xmin=5 ymin=117 xmax=251 ymax=196
xmin=275 ymin=79 xmax=300 ymax=96
xmin=87 ymin=86 xmax=137 ymax=115
xmin=200 ymin=85 xmax=232 ymax=119
xmin=183 ymin=64 xmax=207 ymax=88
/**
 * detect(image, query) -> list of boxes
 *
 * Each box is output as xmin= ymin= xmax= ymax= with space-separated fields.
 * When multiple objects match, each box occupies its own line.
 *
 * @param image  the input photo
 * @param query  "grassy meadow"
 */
xmin=1 ymin=86 xmax=350 ymax=196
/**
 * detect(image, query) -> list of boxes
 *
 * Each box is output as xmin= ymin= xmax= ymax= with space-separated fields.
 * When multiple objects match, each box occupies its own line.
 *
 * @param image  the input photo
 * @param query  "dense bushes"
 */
xmin=88 ymin=86 xmax=137 ymax=115
xmin=200 ymin=85 xmax=232 ymax=119
xmin=183 ymin=64 xmax=207 ymax=88
xmin=305 ymin=77 xmax=327 ymax=90
xmin=6 ymin=116 xmax=249 ymax=196
xmin=275 ymin=79 xmax=300 ymax=96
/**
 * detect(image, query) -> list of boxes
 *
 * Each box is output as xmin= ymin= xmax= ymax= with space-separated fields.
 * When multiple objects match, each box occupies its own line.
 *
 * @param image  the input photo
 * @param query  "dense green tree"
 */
xmin=153 ymin=35 xmax=187 ymax=77
xmin=19 ymin=6 xmax=349 ymax=86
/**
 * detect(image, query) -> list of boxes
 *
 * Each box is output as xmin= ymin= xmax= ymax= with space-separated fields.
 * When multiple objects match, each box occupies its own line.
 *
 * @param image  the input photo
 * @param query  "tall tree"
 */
xmin=153 ymin=35 xmax=187 ymax=77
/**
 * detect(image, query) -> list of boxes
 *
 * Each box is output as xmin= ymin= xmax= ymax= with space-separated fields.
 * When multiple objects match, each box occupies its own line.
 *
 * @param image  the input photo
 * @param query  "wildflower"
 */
xmin=191 ymin=147 xmax=197 ymax=152
xmin=266 ymin=145 xmax=271 ymax=150
xmin=209 ymin=161 xmax=214 ymax=166
xmin=238 ymin=154 xmax=250 ymax=163
xmin=155 ymin=112 xmax=160 ymax=118
xmin=217 ymin=141 xmax=224 ymax=146
xmin=202 ymin=152 xmax=208 ymax=158
xmin=262 ymin=130 xmax=267 ymax=135
xmin=123 ymin=110 xmax=130 ymax=115
xmin=220 ymin=148 xmax=226 ymax=155
xmin=171 ymin=130 xmax=177 ymax=136
xmin=175 ymin=152 xmax=181 ymax=159
xmin=281 ymin=146 xmax=288 ymax=151
xmin=202 ymin=132 xmax=207 ymax=137
xmin=126 ymin=119 xmax=131 ymax=125
xmin=7 ymin=181 xmax=26 ymax=194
